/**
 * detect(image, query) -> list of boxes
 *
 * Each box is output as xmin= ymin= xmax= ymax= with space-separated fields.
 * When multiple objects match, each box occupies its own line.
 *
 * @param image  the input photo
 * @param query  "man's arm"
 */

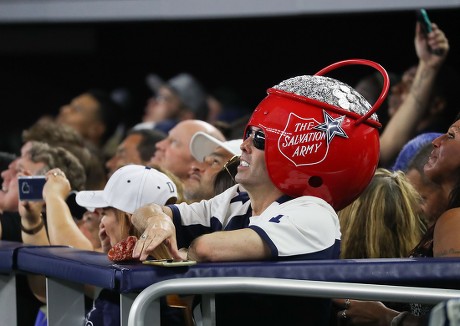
xmin=18 ymin=200 xmax=50 ymax=303
xmin=19 ymin=170 xmax=94 ymax=303
xmin=187 ymin=228 xmax=271 ymax=262
xmin=379 ymin=22 xmax=449 ymax=167
xmin=433 ymin=208 xmax=460 ymax=257
xmin=43 ymin=170 xmax=93 ymax=250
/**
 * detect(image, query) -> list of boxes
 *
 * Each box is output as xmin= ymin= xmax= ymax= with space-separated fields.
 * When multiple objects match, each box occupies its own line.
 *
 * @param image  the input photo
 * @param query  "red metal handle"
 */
xmin=314 ymin=59 xmax=389 ymax=126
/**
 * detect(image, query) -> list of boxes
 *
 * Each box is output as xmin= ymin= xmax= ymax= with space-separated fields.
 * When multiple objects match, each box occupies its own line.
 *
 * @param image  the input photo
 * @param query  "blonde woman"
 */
xmin=339 ymin=168 xmax=427 ymax=259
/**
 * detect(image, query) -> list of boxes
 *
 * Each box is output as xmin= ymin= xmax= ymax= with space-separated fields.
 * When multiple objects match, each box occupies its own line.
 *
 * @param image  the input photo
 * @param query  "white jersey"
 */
xmin=169 ymin=184 xmax=341 ymax=260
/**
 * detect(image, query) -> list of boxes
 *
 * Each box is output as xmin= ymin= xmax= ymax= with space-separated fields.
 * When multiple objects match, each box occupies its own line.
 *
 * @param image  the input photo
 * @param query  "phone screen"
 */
xmin=18 ymin=176 xmax=46 ymax=201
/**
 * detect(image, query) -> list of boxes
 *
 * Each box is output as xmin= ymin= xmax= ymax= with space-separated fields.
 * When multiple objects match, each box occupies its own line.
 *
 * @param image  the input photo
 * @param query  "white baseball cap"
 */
xmin=190 ymin=131 xmax=242 ymax=162
xmin=76 ymin=164 xmax=177 ymax=214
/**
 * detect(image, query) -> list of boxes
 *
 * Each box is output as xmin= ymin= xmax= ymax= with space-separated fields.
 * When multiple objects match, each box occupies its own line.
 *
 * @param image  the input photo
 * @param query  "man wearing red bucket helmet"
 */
xmin=131 ymin=59 xmax=387 ymax=325
xmin=249 ymin=59 xmax=387 ymax=211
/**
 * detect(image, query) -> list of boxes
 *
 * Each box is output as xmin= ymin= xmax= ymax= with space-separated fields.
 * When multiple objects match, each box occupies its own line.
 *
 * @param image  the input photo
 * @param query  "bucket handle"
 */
xmin=314 ymin=59 xmax=389 ymax=126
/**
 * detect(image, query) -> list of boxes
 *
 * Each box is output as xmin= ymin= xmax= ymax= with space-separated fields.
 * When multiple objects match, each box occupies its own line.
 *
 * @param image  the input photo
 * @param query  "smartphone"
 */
xmin=416 ymin=9 xmax=432 ymax=35
xmin=143 ymin=259 xmax=197 ymax=267
xmin=18 ymin=176 xmax=46 ymax=201
xmin=416 ymin=9 xmax=443 ymax=55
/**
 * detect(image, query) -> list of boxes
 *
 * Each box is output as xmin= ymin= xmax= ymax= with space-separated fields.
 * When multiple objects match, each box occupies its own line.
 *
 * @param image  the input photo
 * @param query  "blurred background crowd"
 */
xmin=0 ymin=5 xmax=459 ymax=154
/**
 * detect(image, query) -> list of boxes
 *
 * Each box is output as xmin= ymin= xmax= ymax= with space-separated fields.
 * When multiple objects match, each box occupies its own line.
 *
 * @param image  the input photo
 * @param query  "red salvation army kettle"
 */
xmin=245 ymin=59 xmax=390 ymax=210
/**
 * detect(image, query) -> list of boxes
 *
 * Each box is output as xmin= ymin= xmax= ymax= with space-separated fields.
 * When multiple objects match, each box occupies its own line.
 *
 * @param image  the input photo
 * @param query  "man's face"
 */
xmin=144 ymin=87 xmax=182 ymax=122
xmin=150 ymin=122 xmax=200 ymax=181
xmin=56 ymin=93 xmax=101 ymax=140
xmin=425 ymin=122 xmax=460 ymax=185
xmin=184 ymin=146 xmax=235 ymax=201
xmin=235 ymin=126 xmax=271 ymax=189
xmin=105 ymin=134 xmax=143 ymax=177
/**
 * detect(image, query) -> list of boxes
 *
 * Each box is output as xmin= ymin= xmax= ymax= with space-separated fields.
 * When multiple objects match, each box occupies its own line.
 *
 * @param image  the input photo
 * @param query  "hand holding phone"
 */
xmin=416 ymin=9 xmax=444 ymax=56
xmin=18 ymin=176 xmax=46 ymax=201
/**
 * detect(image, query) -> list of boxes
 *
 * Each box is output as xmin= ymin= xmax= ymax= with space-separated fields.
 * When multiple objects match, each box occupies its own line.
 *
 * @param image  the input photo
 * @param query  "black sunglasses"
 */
xmin=244 ymin=129 xmax=265 ymax=150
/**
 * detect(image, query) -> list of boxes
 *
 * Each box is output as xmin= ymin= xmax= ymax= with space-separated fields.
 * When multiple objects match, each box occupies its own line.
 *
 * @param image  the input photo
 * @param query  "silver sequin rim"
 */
xmin=272 ymin=75 xmax=379 ymax=122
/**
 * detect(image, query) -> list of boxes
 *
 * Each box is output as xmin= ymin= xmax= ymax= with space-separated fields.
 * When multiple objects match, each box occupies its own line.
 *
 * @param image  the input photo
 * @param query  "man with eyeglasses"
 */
xmin=185 ymin=131 xmax=242 ymax=202
xmin=131 ymin=68 xmax=382 ymax=324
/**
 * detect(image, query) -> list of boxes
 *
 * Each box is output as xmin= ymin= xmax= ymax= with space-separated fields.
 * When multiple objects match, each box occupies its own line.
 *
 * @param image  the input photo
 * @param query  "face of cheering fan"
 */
xmin=185 ymin=146 xmax=236 ymax=201
xmin=150 ymin=121 xmax=201 ymax=181
xmin=235 ymin=126 xmax=271 ymax=190
xmin=99 ymin=207 xmax=130 ymax=251
xmin=424 ymin=120 xmax=460 ymax=186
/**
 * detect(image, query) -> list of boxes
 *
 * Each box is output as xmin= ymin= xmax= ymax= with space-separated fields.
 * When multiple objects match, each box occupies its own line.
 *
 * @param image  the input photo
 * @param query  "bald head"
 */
xmin=150 ymin=120 xmax=225 ymax=181
xmin=182 ymin=120 xmax=225 ymax=139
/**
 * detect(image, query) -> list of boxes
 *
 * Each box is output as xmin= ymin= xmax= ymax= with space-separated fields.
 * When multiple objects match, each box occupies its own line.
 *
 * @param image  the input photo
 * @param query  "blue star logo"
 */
xmin=314 ymin=110 xmax=348 ymax=144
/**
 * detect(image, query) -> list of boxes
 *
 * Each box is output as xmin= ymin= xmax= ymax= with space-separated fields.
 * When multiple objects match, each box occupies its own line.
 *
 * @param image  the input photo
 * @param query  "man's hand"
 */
xmin=415 ymin=22 xmax=449 ymax=68
xmin=131 ymin=204 xmax=182 ymax=261
xmin=43 ymin=169 xmax=71 ymax=201
xmin=332 ymin=299 xmax=399 ymax=325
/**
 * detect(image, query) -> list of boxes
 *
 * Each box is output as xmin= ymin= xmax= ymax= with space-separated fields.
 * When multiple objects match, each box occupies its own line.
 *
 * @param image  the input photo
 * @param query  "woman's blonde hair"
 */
xmin=338 ymin=168 xmax=427 ymax=259
xmin=111 ymin=209 xmax=142 ymax=238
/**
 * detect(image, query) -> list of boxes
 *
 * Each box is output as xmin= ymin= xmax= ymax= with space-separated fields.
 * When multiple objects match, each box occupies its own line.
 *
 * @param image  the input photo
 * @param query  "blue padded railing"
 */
xmin=0 ymin=240 xmax=30 ymax=272
xmin=5 ymin=242 xmax=460 ymax=326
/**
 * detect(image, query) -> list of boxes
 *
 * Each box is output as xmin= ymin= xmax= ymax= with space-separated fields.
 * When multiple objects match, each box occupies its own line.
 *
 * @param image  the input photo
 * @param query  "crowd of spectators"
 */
xmin=0 ymin=15 xmax=459 ymax=326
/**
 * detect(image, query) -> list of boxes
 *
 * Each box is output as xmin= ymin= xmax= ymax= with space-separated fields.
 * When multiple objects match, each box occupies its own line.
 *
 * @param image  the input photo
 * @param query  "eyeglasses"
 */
xmin=223 ymin=155 xmax=240 ymax=183
xmin=244 ymin=128 xmax=265 ymax=150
